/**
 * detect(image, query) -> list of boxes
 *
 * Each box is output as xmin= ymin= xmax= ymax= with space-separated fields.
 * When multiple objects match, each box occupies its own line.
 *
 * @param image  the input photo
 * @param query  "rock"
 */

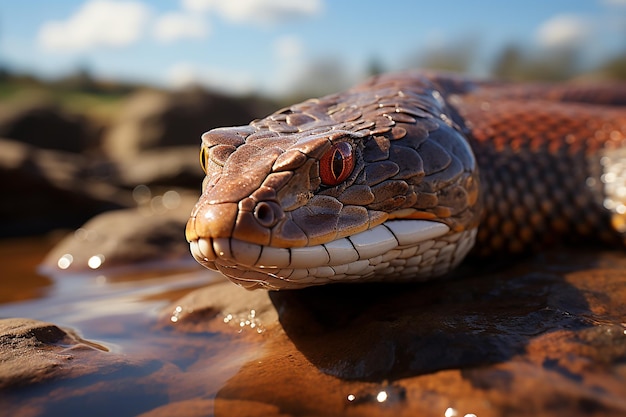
xmin=102 ymin=87 xmax=275 ymax=161
xmin=0 ymin=318 xmax=81 ymax=388
xmin=114 ymin=146 xmax=204 ymax=188
xmin=0 ymin=318 xmax=181 ymax=416
xmin=0 ymin=317 xmax=125 ymax=388
xmin=137 ymin=399 xmax=217 ymax=417
xmin=160 ymin=279 xmax=277 ymax=334
xmin=0 ymin=138 xmax=132 ymax=237
xmin=162 ymin=248 xmax=626 ymax=416
xmin=41 ymin=191 xmax=198 ymax=273
xmin=0 ymin=101 xmax=97 ymax=153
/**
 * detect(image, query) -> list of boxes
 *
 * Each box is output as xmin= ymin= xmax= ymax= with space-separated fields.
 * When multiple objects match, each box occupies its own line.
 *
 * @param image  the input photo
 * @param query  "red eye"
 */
xmin=319 ymin=142 xmax=355 ymax=186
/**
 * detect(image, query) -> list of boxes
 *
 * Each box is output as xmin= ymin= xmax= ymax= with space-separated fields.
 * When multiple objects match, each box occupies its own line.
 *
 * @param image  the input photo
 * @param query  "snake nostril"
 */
xmin=254 ymin=201 xmax=276 ymax=228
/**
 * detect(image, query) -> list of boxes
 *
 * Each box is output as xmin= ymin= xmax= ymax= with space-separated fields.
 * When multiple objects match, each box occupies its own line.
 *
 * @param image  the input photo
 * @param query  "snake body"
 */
xmin=185 ymin=72 xmax=626 ymax=290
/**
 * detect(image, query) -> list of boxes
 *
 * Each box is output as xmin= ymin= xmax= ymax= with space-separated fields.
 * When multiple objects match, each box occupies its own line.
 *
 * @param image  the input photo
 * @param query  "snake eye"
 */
xmin=319 ymin=142 xmax=354 ymax=186
xmin=199 ymin=146 xmax=209 ymax=174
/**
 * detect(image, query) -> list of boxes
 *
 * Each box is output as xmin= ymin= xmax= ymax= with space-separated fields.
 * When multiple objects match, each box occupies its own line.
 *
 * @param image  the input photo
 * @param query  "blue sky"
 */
xmin=1 ymin=0 xmax=625 ymax=96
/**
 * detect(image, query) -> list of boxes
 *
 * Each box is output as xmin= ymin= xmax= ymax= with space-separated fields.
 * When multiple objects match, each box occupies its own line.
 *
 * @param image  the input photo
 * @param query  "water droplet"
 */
xmin=57 ymin=254 xmax=73 ymax=269
xmin=376 ymin=391 xmax=387 ymax=403
xmin=75 ymin=228 xmax=98 ymax=242
xmin=162 ymin=190 xmax=181 ymax=210
xmin=88 ymin=254 xmax=105 ymax=269
xmin=133 ymin=184 xmax=152 ymax=205
xmin=222 ymin=310 xmax=265 ymax=333
xmin=602 ymin=172 xmax=617 ymax=183
xmin=151 ymin=195 xmax=167 ymax=214
xmin=170 ymin=305 xmax=184 ymax=323
xmin=445 ymin=407 xmax=458 ymax=417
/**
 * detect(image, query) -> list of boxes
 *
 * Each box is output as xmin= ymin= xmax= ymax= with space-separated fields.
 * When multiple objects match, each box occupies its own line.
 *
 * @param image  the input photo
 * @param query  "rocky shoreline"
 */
xmin=1 ymin=88 xmax=626 ymax=416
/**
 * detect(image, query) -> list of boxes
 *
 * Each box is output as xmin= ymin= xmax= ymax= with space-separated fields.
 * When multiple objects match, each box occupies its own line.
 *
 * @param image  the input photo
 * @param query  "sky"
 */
xmin=1 ymin=0 xmax=625 ymax=96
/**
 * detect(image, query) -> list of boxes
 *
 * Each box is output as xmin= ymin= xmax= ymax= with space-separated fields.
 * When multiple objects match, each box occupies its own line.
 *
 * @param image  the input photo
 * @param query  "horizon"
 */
xmin=1 ymin=0 xmax=625 ymax=97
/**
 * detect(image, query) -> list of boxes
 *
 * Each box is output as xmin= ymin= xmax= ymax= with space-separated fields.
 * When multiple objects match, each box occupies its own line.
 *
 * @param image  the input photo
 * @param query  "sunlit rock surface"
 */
xmin=0 ymin=102 xmax=98 ymax=153
xmin=102 ymin=88 xmax=275 ymax=161
xmin=40 ymin=191 xmax=198 ymax=272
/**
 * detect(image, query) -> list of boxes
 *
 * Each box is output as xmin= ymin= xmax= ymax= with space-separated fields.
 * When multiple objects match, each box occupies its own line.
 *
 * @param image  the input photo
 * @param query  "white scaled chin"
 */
xmin=189 ymin=220 xmax=477 ymax=290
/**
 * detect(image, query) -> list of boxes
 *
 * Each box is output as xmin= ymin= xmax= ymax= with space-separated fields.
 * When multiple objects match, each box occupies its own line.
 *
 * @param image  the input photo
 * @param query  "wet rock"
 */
xmin=0 ymin=317 xmax=132 ymax=389
xmin=165 ymin=249 xmax=626 ymax=416
xmin=102 ymin=87 xmax=274 ymax=161
xmin=137 ymin=399 xmax=217 ymax=417
xmin=161 ymin=279 xmax=277 ymax=335
xmin=0 ymin=138 xmax=132 ymax=237
xmin=0 ymin=101 xmax=97 ymax=153
xmin=41 ymin=191 xmax=198 ymax=272
xmin=0 ymin=318 xmax=83 ymax=388
xmin=0 ymin=318 xmax=180 ymax=416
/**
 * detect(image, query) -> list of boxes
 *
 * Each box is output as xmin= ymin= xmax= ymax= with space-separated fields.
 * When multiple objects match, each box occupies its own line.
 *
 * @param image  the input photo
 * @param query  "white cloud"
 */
xmin=181 ymin=0 xmax=213 ymax=12
xmin=264 ymin=35 xmax=308 ymax=96
xmin=273 ymin=35 xmax=303 ymax=60
xmin=38 ymin=0 xmax=150 ymax=52
xmin=535 ymin=14 xmax=591 ymax=48
xmin=182 ymin=0 xmax=322 ymax=26
xmin=153 ymin=12 xmax=209 ymax=42
xmin=167 ymin=62 xmax=257 ymax=94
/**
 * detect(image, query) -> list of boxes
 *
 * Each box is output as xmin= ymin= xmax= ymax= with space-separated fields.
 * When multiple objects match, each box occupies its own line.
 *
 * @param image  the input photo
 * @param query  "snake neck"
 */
xmin=453 ymin=93 xmax=626 ymax=256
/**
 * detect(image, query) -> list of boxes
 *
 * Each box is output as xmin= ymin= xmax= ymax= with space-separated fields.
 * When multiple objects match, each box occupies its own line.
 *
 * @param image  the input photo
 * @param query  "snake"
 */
xmin=185 ymin=71 xmax=626 ymax=290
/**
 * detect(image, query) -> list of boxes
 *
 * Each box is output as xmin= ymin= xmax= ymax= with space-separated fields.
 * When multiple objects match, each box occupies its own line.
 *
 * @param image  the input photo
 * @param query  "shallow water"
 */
xmin=1 ymin=237 xmax=626 ymax=417
xmin=0 ymin=237 xmax=243 ymax=416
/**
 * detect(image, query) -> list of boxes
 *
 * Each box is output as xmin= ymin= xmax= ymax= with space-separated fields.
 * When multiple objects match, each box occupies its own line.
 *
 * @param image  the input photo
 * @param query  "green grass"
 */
xmin=0 ymin=77 xmax=139 ymax=123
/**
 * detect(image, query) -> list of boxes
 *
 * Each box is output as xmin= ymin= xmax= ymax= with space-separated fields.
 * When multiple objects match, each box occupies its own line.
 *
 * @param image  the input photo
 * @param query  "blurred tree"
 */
xmin=596 ymin=51 xmax=626 ymax=80
xmin=56 ymin=64 xmax=101 ymax=92
xmin=287 ymin=57 xmax=351 ymax=99
xmin=407 ymin=37 xmax=479 ymax=73
xmin=0 ymin=66 xmax=9 ymax=82
xmin=366 ymin=57 xmax=385 ymax=77
xmin=491 ymin=45 xmax=525 ymax=80
xmin=491 ymin=44 xmax=581 ymax=81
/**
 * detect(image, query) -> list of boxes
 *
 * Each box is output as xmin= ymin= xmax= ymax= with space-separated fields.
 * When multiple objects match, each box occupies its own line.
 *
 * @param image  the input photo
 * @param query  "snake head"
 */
xmin=186 ymin=73 xmax=483 ymax=289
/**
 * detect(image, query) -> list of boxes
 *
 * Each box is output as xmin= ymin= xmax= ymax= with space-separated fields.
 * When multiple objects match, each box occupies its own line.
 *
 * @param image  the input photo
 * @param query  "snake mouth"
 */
xmin=188 ymin=220 xmax=476 ymax=290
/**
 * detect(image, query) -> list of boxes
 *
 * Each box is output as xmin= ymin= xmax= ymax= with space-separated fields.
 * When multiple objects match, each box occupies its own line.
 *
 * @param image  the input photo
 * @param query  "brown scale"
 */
xmin=454 ymin=94 xmax=626 ymax=256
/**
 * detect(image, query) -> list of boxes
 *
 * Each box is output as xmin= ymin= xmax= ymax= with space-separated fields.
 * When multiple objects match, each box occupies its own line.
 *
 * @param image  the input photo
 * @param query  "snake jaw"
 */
xmin=188 ymin=219 xmax=476 ymax=290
